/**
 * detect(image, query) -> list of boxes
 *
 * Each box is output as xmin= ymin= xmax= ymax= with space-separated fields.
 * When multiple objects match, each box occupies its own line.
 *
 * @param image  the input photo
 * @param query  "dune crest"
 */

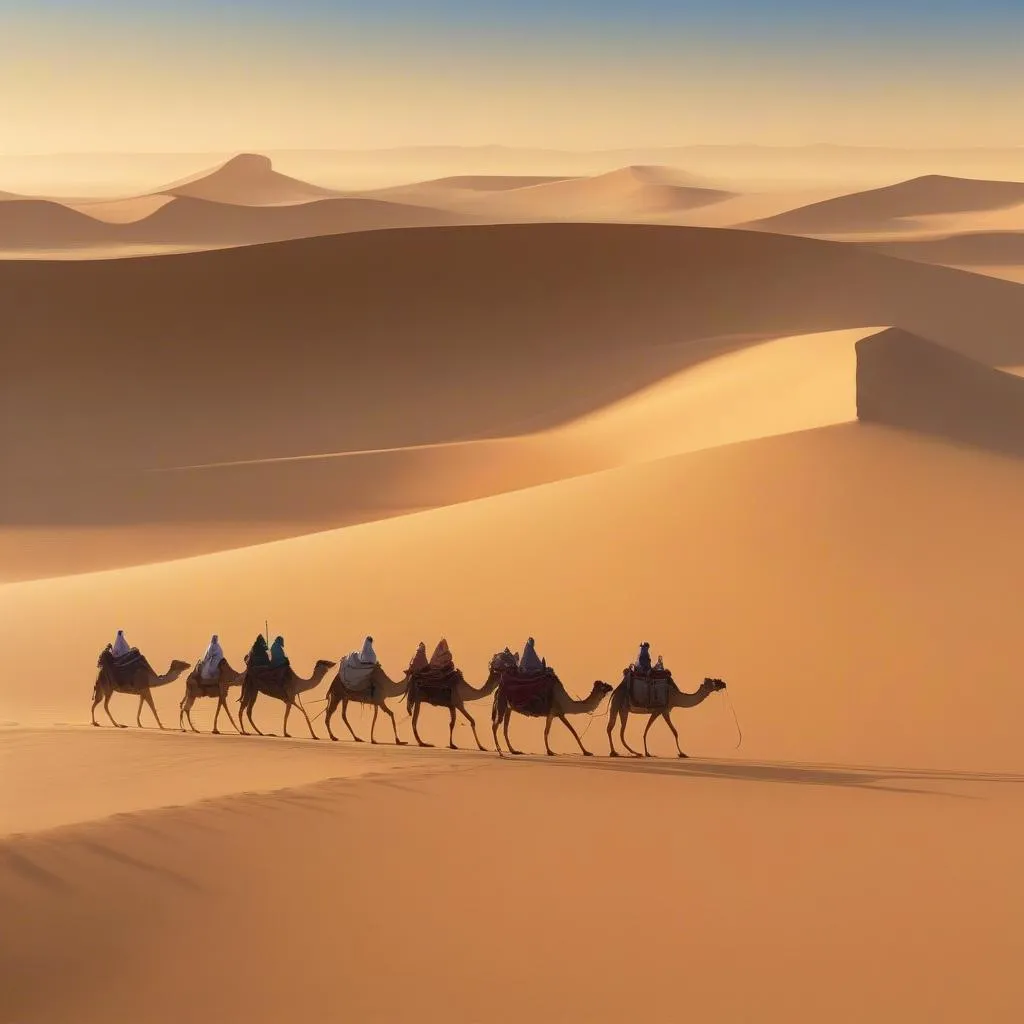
xmin=158 ymin=152 xmax=339 ymax=206
xmin=747 ymin=174 xmax=1024 ymax=235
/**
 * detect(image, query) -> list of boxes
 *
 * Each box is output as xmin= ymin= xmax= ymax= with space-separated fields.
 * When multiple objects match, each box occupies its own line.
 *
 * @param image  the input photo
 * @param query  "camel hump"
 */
xmin=626 ymin=667 xmax=671 ymax=709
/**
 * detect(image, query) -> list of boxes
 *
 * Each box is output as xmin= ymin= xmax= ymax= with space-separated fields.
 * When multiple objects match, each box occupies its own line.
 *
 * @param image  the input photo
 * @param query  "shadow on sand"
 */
xmin=525 ymin=753 xmax=1024 ymax=798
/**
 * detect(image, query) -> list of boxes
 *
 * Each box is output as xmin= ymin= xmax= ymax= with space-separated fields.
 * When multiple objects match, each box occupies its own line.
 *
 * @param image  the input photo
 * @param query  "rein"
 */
xmin=722 ymin=690 xmax=743 ymax=749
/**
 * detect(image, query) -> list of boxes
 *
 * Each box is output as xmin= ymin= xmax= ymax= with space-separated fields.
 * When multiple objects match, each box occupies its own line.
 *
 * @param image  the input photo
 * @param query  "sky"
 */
xmin=1 ymin=0 xmax=1022 ymax=153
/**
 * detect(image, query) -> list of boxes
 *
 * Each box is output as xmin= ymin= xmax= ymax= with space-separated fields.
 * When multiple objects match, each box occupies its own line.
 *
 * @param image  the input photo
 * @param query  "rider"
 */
xmin=200 ymin=634 xmax=224 ymax=679
xmin=407 ymin=642 xmax=429 ymax=676
xmin=269 ymin=635 xmax=290 ymax=670
xmin=358 ymin=636 xmax=377 ymax=665
xmin=111 ymin=629 xmax=131 ymax=658
xmin=429 ymin=638 xmax=455 ymax=674
xmin=248 ymin=634 xmax=271 ymax=668
xmin=654 ymin=655 xmax=665 ymax=673
xmin=519 ymin=637 xmax=546 ymax=674
xmin=635 ymin=642 xmax=652 ymax=675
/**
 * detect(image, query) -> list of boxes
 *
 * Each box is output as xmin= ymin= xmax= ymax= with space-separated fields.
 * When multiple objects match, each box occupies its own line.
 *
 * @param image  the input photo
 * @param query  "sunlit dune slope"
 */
xmin=157 ymin=152 xmax=338 ymax=205
xmin=4 ymin=422 xmax=1024 ymax=770
xmin=746 ymin=174 xmax=1024 ymax=235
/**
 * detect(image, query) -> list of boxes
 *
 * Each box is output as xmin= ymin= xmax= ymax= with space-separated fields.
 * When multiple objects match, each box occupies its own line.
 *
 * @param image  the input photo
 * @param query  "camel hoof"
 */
xmin=511 ymin=750 xmax=524 ymax=756
xmin=395 ymin=741 xmax=407 ymax=746
xmin=117 ymin=724 xmax=127 ymax=729
xmin=449 ymin=744 xmax=459 ymax=751
xmin=212 ymin=729 xmax=220 ymax=735
xmin=546 ymin=751 xmax=556 ymax=757
xmin=609 ymin=750 xmax=620 ymax=758
xmin=418 ymin=742 xmax=434 ymax=749
xmin=330 ymin=736 xmax=338 ymax=742
xmin=678 ymin=752 xmax=689 ymax=759
xmin=583 ymin=751 xmax=594 ymax=757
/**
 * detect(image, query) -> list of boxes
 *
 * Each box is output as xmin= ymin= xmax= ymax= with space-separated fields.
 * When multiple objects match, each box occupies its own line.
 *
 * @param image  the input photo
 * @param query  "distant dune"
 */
xmin=0 ymin=199 xmax=115 ymax=247
xmin=856 ymin=327 xmax=1024 ymax=458
xmin=746 ymin=174 xmax=1024 ymax=235
xmin=869 ymin=231 xmax=1024 ymax=267
xmin=158 ymin=152 xmax=339 ymax=206
xmin=119 ymin=194 xmax=475 ymax=246
xmin=456 ymin=164 xmax=733 ymax=219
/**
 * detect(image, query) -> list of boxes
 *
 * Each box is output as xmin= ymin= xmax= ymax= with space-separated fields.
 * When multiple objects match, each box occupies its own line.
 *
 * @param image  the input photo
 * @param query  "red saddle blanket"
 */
xmin=627 ymin=668 xmax=672 ymax=708
xmin=410 ymin=667 xmax=459 ymax=707
xmin=500 ymin=670 xmax=555 ymax=716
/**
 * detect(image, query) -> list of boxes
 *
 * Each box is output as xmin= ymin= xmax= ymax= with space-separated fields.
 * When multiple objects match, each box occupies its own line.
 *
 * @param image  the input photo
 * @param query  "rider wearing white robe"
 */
xmin=200 ymin=634 xmax=224 ymax=680
xmin=111 ymin=630 xmax=131 ymax=658
xmin=358 ymin=636 xmax=377 ymax=664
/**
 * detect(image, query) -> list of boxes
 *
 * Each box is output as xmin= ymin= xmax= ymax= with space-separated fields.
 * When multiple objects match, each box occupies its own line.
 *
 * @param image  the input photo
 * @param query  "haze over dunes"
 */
xmin=746 ymin=174 xmax=1024 ymax=235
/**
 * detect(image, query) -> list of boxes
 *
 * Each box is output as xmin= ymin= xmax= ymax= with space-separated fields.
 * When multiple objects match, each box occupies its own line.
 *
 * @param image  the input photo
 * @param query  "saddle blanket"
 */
xmin=501 ymin=670 xmax=554 ymax=716
xmin=342 ymin=656 xmax=376 ymax=691
xmin=627 ymin=669 xmax=671 ymax=708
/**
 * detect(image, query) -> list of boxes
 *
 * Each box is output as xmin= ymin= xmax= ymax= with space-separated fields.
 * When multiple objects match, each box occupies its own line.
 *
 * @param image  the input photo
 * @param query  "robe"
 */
xmin=249 ymin=636 xmax=271 ymax=668
xmin=520 ymin=639 xmax=544 ymax=674
xmin=637 ymin=644 xmax=652 ymax=674
xmin=111 ymin=631 xmax=131 ymax=658
xmin=358 ymin=636 xmax=377 ymax=664
xmin=429 ymin=639 xmax=454 ymax=672
xmin=407 ymin=643 xmax=429 ymax=675
xmin=200 ymin=635 xmax=224 ymax=680
xmin=269 ymin=637 xmax=289 ymax=668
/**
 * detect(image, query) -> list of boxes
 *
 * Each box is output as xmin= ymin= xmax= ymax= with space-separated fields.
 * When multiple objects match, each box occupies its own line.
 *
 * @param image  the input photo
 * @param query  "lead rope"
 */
xmin=723 ymin=690 xmax=742 ymax=749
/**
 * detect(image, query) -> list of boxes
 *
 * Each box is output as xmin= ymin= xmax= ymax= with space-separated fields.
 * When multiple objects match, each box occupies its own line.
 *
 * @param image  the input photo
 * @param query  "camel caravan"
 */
xmin=93 ymin=631 xmax=728 ymax=758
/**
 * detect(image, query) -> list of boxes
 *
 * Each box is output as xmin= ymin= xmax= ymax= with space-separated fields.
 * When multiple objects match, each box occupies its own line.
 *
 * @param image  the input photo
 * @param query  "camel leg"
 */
xmin=370 ymin=704 xmax=379 ymax=744
xmin=91 ymin=688 xmax=104 ymax=727
xmin=141 ymin=690 xmax=165 ymax=730
xmin=543 ymin=713 xmax=557 ymax=756
xmin=380 ymin=704 xmax=405 ymax=745
xmin=136 ymin=694 xmax=145 ymax=728
xmin=339 ymin=700 xmax=363 ymax=743
xmin=179 ymin=698 xmax=187 ymax=732
xmin=282 ymin=699 xmax=293 ymax=738
xmin=557 ymin=713 xmax=593 ymax=757
xmin=325 ymin=694 xmax=340 ymax=741
xmin=297 ymin=699 xmax=318 ymax=741
xmin=642 ymin=714 xmax=659 ymax=757
xmin=607 ymin=702 xmax=619 ymax=756
xmin=447 ymin=706 xmax=459 ymax=750
xmin=504 ymin=709 xmax=523 ymax=756
xmin=662 ymin=711 xmax=688 ymax=758
xmin=186 ymin=704 xmax=200 ymax=733
xmin=244 ymin=695 xmax=264 ymax=737
xmin=621 ymin=709 xmax=643 ymax=758
xmin=102 ymin=692 xmax=125 ymax=728
xmin=213 ymin=694 xmax=239 ymax=735
xmin=491 ymin=702 xmax=504 ymax=756
xmin=411 ymin=703 xmax=432 ymax=748
xmin=457 ymin=704 xmax=486 ymax=752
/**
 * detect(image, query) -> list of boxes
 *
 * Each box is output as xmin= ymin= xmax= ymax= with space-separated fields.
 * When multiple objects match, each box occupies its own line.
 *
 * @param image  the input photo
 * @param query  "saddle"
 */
xmin=410 ymin=665 xmax=459 ymax=707
xmin=500 ymin=669 xmax=555 ymax=717
xmin=341 ymin=658 xmax=376 ymax=693
xmin=627 ymin=667 xmax=672 ymax=709
xmin=103 ymin=648 xmax=150 ymax=686
xmin=245 ymin=663 xmax=290 ymax=697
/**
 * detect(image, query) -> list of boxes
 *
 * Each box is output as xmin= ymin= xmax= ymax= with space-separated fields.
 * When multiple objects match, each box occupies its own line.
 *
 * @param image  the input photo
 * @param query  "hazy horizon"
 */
xmin=3 ymin=1 xmax=1023 ymax=155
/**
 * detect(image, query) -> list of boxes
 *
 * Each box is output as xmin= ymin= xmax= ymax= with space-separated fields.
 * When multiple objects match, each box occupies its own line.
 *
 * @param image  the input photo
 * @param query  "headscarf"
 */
xmin=359 ymin=636 xmax=377 ymax=664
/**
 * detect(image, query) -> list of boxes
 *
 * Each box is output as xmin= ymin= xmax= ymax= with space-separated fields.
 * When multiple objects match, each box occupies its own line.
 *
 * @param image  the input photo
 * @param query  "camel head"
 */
xmin=593 ymin=681 xmax=615 ymax=697
xmin=169 ymin=660 xmax=192 ymax=674
xmin=97 ymin=644 xmax=113 ymax=667
xmin=313 ymin=659 xmax=337 ymax=676
xmin=703 ymin=677 xmax=727 ymax=693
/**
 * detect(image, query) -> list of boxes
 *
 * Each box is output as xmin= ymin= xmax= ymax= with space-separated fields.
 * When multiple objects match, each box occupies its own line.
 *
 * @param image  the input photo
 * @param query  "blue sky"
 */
xmin=1 ymin=1 xmax=1021 ymax=152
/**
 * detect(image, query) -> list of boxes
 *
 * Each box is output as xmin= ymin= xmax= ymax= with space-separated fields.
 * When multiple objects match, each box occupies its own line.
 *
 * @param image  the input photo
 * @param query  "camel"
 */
xmin=324 ymin=662 xmax=411 ymax=745
xmin=92 ymin=646 xmax=192 ymax=730
xmin=491 ymin=673 xmax=613 ymax=757
xmin=238 ymin=659 xmax=336 ymax=739
xmin=606 ymin=674 xmax=727 ymax=758
xmin=405 ymin=649 xmax=519 ymax=751
xmin=179 ymin=658 xmax=245 ymax=735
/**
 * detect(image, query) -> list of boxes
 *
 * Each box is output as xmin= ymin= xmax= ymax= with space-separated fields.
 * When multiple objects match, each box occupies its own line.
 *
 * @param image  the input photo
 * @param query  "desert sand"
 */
xmin=5 ymin=148 xmax=1024 ymax=1023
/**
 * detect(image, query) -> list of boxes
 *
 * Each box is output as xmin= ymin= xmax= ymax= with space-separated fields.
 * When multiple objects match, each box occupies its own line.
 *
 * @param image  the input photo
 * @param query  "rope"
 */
xmin=723 ymin=690 xmax=743 ymax=749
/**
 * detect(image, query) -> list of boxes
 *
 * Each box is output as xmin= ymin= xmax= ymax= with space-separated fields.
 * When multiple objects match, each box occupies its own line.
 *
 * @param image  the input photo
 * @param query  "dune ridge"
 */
xmin=746 ymin=174 xmax=1024 ymax=235
xmin=870 ymin=231 xmax=1024 ymax=267
xmin=158 ymin=152 xmax=339 ymax=205
xmin=856 ymin=328 xmax=1024 ymax=458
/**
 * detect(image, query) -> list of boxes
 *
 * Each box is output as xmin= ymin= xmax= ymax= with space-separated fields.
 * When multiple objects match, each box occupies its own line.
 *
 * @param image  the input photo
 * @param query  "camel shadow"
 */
xmin=537 ymin=755 xmax=1024 ymax=798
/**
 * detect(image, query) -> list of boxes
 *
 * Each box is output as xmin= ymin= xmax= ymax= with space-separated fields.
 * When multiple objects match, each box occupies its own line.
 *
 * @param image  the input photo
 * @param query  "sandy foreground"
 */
xmin=2 ymin=730 xmax=1023 ymax=1023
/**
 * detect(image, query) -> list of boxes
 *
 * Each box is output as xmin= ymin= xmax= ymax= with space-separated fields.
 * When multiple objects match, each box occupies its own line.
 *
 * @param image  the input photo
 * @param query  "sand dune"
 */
xmin=158 ymin=152 xmax=338 ymax=206
xmin=746 ymin=174 xmax=1024 ymax=235
xmin=6 ymin=223 xmax=1024 ymax=475
xmin=856 ymin=328 xmax=1024 ymax=458
xmin=4 ymin=421 xmax=1024 ymax=770
xmin=871 ymin=231 xmax=1024 ymax=267
xmin=0 ymin=199 xmax=116 ymax=247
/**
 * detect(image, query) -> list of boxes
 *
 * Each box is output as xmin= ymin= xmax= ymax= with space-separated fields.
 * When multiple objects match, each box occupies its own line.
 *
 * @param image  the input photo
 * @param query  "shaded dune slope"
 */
xmin=5 ymin=223 xmax=1024 ymax=533
xmin=856 ymin=328 xmax=1024 ymax=458
xmin=0 ymin=199 xmax=117 ymax=247
xmin=158 ymin=152 xmax=338 ymax=205
xmin=747 ymin=175 xmax=1024 ymax=234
